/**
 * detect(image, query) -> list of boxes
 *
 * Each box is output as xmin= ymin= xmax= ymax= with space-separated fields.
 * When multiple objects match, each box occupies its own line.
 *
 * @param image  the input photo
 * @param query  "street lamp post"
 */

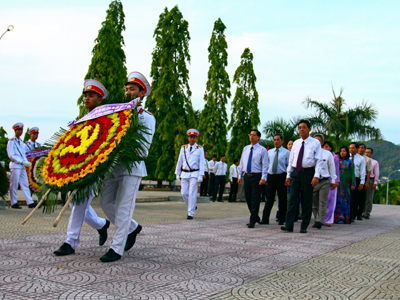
xmin=0 ymin=25 xmax=14 ymax=41
xmin=386 ymin=170 xmax=400 ymax=205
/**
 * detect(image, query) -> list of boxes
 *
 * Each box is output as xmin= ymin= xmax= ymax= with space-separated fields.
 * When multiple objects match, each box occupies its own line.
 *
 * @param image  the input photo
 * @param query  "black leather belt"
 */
xmin=319 ymin=177 xmax=329 ymax=181
xmin=245 ymin=173 xmax=261 ymax=177
xmin=181 ymin=169 xmax=199 ymax=172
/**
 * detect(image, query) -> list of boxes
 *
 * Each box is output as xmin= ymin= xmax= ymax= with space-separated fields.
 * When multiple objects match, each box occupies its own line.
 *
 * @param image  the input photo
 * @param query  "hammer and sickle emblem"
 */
xmin=60 ymin=124 xmax=100 ymax=156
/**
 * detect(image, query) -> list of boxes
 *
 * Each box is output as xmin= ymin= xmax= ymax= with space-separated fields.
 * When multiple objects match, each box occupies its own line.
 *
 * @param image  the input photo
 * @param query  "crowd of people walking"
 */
xmin=196 ymin=119 xmax=380 ymax=232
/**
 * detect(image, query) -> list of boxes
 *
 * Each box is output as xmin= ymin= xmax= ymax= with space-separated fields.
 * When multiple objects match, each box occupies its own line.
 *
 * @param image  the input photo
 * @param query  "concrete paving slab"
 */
xmin=0 ymin=202 xmax=399 ymax=299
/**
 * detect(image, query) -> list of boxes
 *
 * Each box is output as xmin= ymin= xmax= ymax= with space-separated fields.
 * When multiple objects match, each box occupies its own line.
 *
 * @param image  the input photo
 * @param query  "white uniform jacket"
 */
xmin=25 ymin=140 xmax=41 ymax=152
xmin=175 ymin=143 xmax=205 ymax=179
xmin=121 ymin=105 xmax=156 ymax=177
xmin=7 ymin=137 xmax=27 ymax=169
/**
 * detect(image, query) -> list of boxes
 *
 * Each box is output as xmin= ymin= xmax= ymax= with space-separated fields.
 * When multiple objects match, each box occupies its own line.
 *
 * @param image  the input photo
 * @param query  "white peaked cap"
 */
xmin=12 ymin=122 xmax=24 ymax=130
xmin=186 ymin=128 xmax=199 ymax=136
xmin=127 ymin=71 xmax=151 ymax=97
xmin=29 ymin=127 xmax=39 ymax=134
xmin=83 ymin=79 xmax=108 ymax=99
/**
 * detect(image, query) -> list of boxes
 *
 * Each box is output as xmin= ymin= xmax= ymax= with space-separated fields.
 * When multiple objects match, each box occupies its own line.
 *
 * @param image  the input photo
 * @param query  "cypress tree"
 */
xmin=198 ymin=18 xmax=230 ymax=158
xmin=145 ymin=6 xmax=194 ymax=181
xmin=77 ymin=0 xmax=127 ymax=117
xmin=227 ymin=48 xmax=260 ymax=162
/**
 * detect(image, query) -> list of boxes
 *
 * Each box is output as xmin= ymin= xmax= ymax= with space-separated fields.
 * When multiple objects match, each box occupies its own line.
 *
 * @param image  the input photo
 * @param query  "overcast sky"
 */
xmin=1 ymin=0 xmax=399 ymax=145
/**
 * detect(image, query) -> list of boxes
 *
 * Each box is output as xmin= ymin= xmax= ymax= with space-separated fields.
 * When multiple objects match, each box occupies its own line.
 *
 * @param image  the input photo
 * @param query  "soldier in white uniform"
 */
xmin=175 ymin=129 xmax=205 ymax=219
xmin=6 ymin=123 xmax=36 ymax=209
xmin=98 ymin=71 xmax=156 ymax=262
xmin=54 ymin=80 xmax=109 ymax=256
xmin=24 ymin=127 xmax=41 ymax=151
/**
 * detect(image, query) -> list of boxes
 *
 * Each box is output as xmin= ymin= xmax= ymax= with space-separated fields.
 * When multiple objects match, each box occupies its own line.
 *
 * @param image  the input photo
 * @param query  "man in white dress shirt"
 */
xmin=358 ymin=143 xmax=373 ymax=220
xmin=98 ymin=71 xmax=156 ymax=262
xmin=24 ymin=127 xmax=41 ymax=151
xmin=312 ymin=134 xmax=336 ymax=229
xmin=175 ymin=129 xmax=205 ymax=219
xmin=363 ymin=147 xmax=380 ymax=219
xmin=228 ymin=159 xmax=240 ymax=202
xmin=6 ymin=123 xmax=36 ymax=209
xmin=282 ymin=120 xmax=323 ymax=233
xmin=238 ymin=129 xmax=269 ymax=228
xmin=213 ymin=155 xmax=227 ymax=202
xmin=260 ymin=133 xmax=290 ymax=225
xmin=208 ymin=155 xmax=217 ymax=197
xmin=200 ymin=152 xmax=210 ymax=196
xmin=54 ymin=79 xmax=110 ymax=257
xmin=349 ymin=142 xmax=366 ymax=221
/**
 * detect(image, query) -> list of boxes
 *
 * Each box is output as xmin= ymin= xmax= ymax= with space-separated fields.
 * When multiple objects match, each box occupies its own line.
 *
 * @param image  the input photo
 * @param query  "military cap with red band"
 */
xmin=126 ymin=71 xmax=151 ymax=97
xmin=83 ymin=79 xmax=108 ymax=99
xmin=29 ymin=127 xmax=39 ymax=134
xmin=12 ymin=122 xmax=24 ymax=130
xmin=186 ymin=128 xmax=199 ymax=137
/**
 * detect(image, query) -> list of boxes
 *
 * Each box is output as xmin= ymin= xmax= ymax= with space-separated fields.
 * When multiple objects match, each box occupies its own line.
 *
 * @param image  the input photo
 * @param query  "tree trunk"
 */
xmin=157 ymin=180 xmax=162 ymax=188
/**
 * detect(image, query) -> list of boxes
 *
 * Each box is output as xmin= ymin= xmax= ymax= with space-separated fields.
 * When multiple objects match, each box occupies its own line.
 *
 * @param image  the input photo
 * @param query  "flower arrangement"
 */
xmin=27 ymin=156 xmax=46 ymax=192
xmin=40 ymin=94 xmax=147 ymax=205
xmin=0 ymin=163 xmax=9 ymax=199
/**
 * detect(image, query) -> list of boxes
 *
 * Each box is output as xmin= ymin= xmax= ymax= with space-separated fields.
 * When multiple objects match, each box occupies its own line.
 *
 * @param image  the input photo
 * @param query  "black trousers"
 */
xmin=200 ymin=172 xmax=209 ymax=196
xmin=229 ymin=178 xmax=238 ymax=202
xmin=260 ymin=185 xmax=267 ymax=202
xmin=209 ymin=173 xmax=216 ymax=197
xmin=213 ymin=175 xmax=225 ymax=202
xmin=262 ymin=173 xmax=287 ymax=223
xmin=351 ymin=177 xmax=365 ymax=219
xmin=244 ymin=174 xmax=262 ymax=224
xmin=286 ymin=168 xmax=314 ymax=230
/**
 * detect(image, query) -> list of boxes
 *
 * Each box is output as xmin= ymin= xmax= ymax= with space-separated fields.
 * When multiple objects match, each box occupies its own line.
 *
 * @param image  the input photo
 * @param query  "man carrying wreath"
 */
xmin=53 ymin=79 xmax=110 ymax=256
xmin=98 ymin=71 xmax=156 ymax=262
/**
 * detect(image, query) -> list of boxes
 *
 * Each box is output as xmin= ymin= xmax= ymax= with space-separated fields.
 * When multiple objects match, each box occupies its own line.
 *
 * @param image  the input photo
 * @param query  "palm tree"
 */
xmin=303 ymin=87 xmax=382 ymax=151
xmin=262 ymin=117 xmax=301 ymax=148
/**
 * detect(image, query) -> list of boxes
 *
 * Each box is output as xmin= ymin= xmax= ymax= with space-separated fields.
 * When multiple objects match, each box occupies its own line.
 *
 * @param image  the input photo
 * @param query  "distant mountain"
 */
xmin=365 ymin=140 xmax=400 ymax=180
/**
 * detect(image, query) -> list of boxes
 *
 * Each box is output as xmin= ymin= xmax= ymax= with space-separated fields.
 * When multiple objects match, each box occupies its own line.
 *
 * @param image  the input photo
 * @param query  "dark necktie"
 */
xmin=190 ymin=146 xmax=192 ymax=152
xmin=272 ymin=149 xmax=279 ymax=174
xmin=296 ymin=141 xmax=305 ymax=171
xmin=247 ymin=146 xmax=253 ymax=173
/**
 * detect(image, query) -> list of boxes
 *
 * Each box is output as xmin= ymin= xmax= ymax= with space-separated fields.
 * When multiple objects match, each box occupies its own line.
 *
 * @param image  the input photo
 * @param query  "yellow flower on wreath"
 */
xmin=72 ymin=173 xmax=80 ymax=182
xmin=97 ymin=153 xmax=108 ymax=164
xmin=79 ymin=169 xmax=88 ymax=178
xmin=56 ymin=179 xmax=64 ymax=188
xmin=85 ymin=165 xmax=96 ymax=174
xmin=64 ymin=177 xmax=72 ymax=185
xmin=49 ymin=177 xmax=58 ymax=186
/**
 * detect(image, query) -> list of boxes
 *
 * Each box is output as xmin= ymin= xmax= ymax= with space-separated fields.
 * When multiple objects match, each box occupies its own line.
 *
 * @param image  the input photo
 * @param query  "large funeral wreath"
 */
xmin=0 ymin=163 xmax=9 ymax=199
xmin=41 ymin=94 xmax=147 ymax=205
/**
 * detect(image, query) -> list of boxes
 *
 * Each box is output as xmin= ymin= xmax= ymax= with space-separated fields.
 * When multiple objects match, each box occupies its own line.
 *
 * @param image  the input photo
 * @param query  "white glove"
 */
xmin=197 ymin=176 xmax=203 ymax=183
xmin=176 ymin=175 xmax=181 ymax=182
xmin=22 ymin=161 xmax=31 ymax=167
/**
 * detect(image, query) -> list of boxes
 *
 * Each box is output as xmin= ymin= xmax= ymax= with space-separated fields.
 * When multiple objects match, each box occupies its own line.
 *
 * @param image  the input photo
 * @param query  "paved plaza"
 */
xmin=0 ymin=195 xmax=399 ymax=299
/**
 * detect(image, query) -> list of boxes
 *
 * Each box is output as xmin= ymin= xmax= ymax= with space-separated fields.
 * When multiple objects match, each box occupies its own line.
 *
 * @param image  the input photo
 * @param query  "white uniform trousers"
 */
xmin=65 ymin=192 xmax=106 ymax=250
xmin=181 ymin=177 xmax=198 ymax=217
xmin=99 ymin=174 xmax=140 ymax=256
xmin=9 ymin=168 xmax=33 ymax=205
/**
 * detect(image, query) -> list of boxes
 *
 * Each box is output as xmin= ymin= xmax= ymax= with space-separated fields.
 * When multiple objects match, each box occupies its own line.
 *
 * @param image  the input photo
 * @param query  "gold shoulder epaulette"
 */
xmin=197 ymin=145 xmax=202 ymax=148
xmin=181 ymin=144 xmax=187 ymax=148
xmin=144 ymin=109 xmax=153 ymax=115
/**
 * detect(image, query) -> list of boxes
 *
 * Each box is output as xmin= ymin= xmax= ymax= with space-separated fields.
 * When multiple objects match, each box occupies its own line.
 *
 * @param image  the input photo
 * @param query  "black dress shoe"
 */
xmin=100 ymin=248 xmax=121 ymax=262
xmin=247 ymin=223 xmax=255 ymax=228
xmin=187 ymin=216 xmax=193 ymax=220
xmin=258 ymin=221 xmax=269 ymax=225
xmin=300 ymin=229 xmax=307 ymax=233
xmin=313 ymin=222 xmax=322 ymax=229
xmin=357 ymin=216 xmax=363 ymax=221
xmin=28 ymin=203 xmax=37 ymax=208
xmin=124 ymin=224 xmax=142 ymax=251
xmin=11 ymin=204 xmax=22 ymax=209
xmin=281 ymin=226 xmax=293 ymax=232
xmin=54 ymin=243 xmax=75 ymax=256
xmin=97 ymin=220 xmax=110 ymax=246
xmin=217 ymin=200 xmax=223 ymax=202
xmin=364 ymin=216 xmax=370 ymax=219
